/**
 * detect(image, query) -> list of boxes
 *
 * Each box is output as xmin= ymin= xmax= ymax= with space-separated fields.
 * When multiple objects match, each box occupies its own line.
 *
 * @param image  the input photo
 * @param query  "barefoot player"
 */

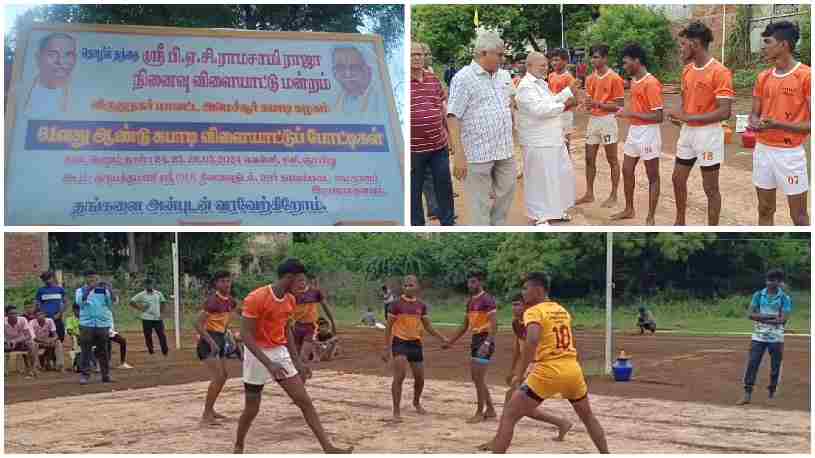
xmin=491 ymin=272 xmax=608 ymax=453
xmin=292 ymin=274 xmax=337 ymax=365
xmin=478 ymin=295 xmax=572 ymax=451
xmin=234 ymin=259 xmax=352 ymax=454
xmin=194 ymin=271 xmax=238 ymax=425
xmin=446 ymin=272 xmax=498 ymax=423
xmin=382 ymin=274 xmax=448 ymax=422
xmin=750 ymin=21 xmax=810 ymax=226
xmin=578 ymin=44 xmax=625 ymax=208
xmin=613 ymin=43 xmax=664 ymax=225
xmin=668 ymin=21 xmax=734 ymax=226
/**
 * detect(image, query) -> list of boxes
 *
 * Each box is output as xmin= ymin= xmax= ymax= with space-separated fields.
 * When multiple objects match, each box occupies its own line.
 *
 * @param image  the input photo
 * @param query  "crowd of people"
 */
xmin=411 ymin=20 xmax=809 ymax=226
xmin=4 ymin=271 xmax=169 ymax=379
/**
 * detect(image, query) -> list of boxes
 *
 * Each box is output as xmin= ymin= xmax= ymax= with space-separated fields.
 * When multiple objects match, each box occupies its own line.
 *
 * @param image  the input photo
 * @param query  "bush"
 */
xmin=4 ymin=277 xmax=41 ymax=310
xmin=582 ymin=6 xmax=676 ymax=74
xmin=732 ymin=68 xmax=761 ymax=90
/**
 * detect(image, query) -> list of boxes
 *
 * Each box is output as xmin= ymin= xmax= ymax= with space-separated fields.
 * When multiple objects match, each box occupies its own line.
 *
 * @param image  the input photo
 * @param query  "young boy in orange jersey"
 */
xmin=549 ymin=48 xmax=578 ymax=153
xmin=750 ymin=21 xmax=810 ymax=226
xmin=668 ymin=21 xmax=734 ymax=226
xmin=614 ymin=43 xmax=664 ymax=225
xmin=382 ymin=274 xmax=448 ymax=423
xmin=446 ymin=272 xmax=498 ymax=423
xmin=235 ymin=259 xmax=352 ymax=454
xmin=292 ymin=274 xmax=336 ymax=365
xmin=194 ymin=271 xmax=238 ymax=425
xmin=578 ymin=44 xmax=626 ymax=208
xmin=490 ymin=272 xmax=608 ymax=453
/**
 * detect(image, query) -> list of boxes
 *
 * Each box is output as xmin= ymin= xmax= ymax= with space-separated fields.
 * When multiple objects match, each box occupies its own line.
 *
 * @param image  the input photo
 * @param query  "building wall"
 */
xmin=4 ymin=233 xmax=49 ymax=286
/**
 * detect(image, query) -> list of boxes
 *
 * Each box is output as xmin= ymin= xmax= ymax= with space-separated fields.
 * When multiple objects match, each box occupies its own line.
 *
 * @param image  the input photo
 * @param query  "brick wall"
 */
xmin=4 ymin=233 xmax=48 ymax=286
xmin=668 ymin=5 xmax=740 ymax=66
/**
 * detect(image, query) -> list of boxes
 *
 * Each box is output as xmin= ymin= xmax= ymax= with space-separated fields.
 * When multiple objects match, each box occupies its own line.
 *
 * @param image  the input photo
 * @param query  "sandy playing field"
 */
xmin=4 ymin=328 xmax=810 ymax=453
xmin=4 ymin=371 xmax=810 ymax=454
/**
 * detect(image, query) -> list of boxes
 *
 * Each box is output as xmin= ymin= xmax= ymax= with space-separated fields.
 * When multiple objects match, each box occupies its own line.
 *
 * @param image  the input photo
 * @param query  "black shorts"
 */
xmin=197 ymin=331 xmax=226 ymax=360
xmin=470 ymin=332 xmax=495 ymax=363
xmin=392 ymin=337 xmax=423 ymax=363
xmin=639 ymin=321 xmax=656 ymax=332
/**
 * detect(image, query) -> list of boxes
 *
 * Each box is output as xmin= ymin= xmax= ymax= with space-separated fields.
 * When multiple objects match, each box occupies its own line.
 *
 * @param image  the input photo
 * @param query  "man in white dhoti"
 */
xmin=515 ymin=52 xmax=579 ymax=225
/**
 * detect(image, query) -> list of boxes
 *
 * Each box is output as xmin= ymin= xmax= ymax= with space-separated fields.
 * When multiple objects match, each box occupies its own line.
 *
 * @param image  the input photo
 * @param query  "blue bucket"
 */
xmin=612 ymin=359 xmax=633 ymax=382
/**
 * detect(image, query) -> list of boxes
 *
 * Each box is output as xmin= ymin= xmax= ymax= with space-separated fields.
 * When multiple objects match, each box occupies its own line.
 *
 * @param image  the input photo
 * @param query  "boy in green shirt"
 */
xmin=129 ymin=278 xmax=169 ymax=357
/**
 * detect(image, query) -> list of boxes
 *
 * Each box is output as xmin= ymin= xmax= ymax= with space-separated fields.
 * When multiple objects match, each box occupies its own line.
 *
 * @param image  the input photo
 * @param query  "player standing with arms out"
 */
xmin=749 ymin=21 xmax=810 ymax=226
xmin=382 ymin=274 xmax=448 ymax=422
xmin=578 ymin=44 xmax=625 ymax=208
xmin=446 ymin=272 xmax=498 ymax=423
xmin=490 ymin=273 xmax=608 ymax=453
xmin=668 ymin=21 xmax=734 ymax=226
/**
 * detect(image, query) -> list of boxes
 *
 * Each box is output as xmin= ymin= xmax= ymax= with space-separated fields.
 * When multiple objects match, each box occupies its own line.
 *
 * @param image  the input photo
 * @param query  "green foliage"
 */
xmin=732 ymin=68 xmax=762 ymax=89
xmin=49 ymin=233 xmax=129 ymax=272
xmin=4 ymin=277 xmax=42 ymax=309
xmin=412 ymin=5 xmax=478 ymax=66
xmin=799 ymin=6 xmax=811 ymax=66
xmin=725 ymin=5 xmax=755 ymax=69
xmin=427 ymin=233 xmax=509 ymax=290
xmin=582 ymin=6 xmax=676 ymax=73
xmin=179 ymin=233 xmax=251 ymax=278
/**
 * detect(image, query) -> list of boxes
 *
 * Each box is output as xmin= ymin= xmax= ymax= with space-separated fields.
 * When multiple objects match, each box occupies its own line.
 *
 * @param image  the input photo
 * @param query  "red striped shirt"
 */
xmin=411 ymin=70 xmax=448 ymax=153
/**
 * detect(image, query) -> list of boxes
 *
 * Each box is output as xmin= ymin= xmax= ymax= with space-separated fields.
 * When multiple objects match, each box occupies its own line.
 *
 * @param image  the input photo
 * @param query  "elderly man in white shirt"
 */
xmin=515 ymin=51 xmax=580 ymax=225
xmin=447 ymin=31 xmax=516 ymax=226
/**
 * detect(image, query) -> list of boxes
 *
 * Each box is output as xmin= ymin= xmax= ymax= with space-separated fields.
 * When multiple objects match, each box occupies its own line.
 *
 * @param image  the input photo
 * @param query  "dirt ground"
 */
xmin=439 ymin=89 xmax=809 ymax=226
xmin=4 ymin=328 xmax=810 ymax=453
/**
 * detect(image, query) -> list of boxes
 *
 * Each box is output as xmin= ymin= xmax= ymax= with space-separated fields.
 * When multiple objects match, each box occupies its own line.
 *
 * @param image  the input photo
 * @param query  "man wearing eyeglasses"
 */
xmin=332 ymin=45 xmax=380 ymax=115
xmin=447 ymin=31 xmax=517 ymax=226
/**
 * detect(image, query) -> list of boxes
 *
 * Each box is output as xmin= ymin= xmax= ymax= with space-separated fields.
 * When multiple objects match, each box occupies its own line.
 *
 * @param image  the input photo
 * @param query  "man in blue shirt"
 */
xmin=35 ymin=271 xmax=66 ymax=340
xmin=738 ymin=269 xmax=792 ymax=405
xmin=75 ymin=270 xmax=114 ymax=385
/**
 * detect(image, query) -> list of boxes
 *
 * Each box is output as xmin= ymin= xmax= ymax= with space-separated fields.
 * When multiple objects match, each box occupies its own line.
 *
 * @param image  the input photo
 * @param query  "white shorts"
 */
xmin=752 ymin=143 xmax=809 ymax=195
xmin=676 ymin=124 xmax=724 ymax=167
xmin=586 ymin=115 xmax=618 ymax=145
xmin=623 ymin=124 xmax=662 ymax=161
xmin=243 ymin=345 xmax=299 ymax=386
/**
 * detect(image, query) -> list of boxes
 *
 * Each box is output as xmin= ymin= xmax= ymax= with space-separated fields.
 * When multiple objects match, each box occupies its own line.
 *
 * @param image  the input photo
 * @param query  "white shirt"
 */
xmin=30 ymin=318 xmax=56 ymax=340
xmin=516 ymin=73 xmax=573 ymax=148
xmin=496 ymin=68 xmax=516 ymax=101
xmin=447 ymin=61 xmax=514 ymax=163
xmin=26 ymin=85 xmax=64 ymax=117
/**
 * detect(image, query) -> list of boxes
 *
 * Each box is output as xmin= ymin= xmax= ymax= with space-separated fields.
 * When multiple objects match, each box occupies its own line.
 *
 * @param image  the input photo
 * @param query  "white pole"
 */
xmin=721 ymin=5 xmax=726 ymax=63
xmin=173 ymin=233 xmax=181 ymax=350
xmin=605 ymin=232 xmax=613 ymax=375
xmin=561 ymin=4 xmax=565 ymax=48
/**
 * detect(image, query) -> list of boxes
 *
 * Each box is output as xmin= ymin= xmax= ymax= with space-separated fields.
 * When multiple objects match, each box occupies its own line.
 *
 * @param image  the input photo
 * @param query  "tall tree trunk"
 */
xmin=127 ymin=232 xmax=137 ymax=273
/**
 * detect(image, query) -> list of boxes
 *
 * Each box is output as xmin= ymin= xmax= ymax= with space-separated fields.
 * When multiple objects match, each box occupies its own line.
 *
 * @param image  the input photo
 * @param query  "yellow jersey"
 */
xmin=523 ymin=301 xmax=578 ymax=364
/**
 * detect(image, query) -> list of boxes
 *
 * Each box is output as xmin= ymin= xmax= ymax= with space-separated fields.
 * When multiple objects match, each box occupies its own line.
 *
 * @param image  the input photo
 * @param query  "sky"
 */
xmin=3 ymin=4 xmax=405 ymax=119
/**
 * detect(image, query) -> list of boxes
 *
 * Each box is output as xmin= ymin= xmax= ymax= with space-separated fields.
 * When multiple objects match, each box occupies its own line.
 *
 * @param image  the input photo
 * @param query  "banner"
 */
xmin=5 ymin=24 xmax=404 ymax=225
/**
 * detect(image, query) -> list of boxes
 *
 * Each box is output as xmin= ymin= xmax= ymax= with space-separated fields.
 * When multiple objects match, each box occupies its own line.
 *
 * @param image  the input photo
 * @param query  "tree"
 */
xmin=412 ymin=5 xmax=478 ymax=67
xmin=799 ymin=5 xmax=811 ymax=66
xmin=7 ymin=4 xmax=403 ymax=60
xmin=583 ymin=6 xmax=677 ymax=76
xmin=178 ymin=233 xmax=252 ymax=278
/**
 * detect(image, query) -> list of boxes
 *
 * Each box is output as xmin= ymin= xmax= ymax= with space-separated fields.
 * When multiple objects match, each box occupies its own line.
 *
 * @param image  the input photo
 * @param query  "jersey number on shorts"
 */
xmin=787 ymin=175 xmax=800 ymax=185
xmin=553 ymin=325 xmax=573 ymax=351
xmin=603 ymin=135 xmax=612 ymax=144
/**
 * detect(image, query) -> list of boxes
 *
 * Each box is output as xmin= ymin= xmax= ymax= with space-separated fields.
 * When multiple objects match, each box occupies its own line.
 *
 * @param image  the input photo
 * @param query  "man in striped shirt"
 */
xmin=411 ymin=41 xmax=455 ymax=226
xmin=448 ymin=31 xmax=517 ymax=226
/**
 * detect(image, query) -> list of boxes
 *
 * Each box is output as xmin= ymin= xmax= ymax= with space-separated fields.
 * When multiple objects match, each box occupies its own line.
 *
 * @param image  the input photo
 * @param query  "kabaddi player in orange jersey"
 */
xmin=750 ymin=21 xmax=810 ymax=226
xmin=549 ymin=48 xmax=578 ymax=153
xmin=234 ymin=259 xmax=353 ymax=454
xmin=668 ymin=21 xmax=734 ymax=226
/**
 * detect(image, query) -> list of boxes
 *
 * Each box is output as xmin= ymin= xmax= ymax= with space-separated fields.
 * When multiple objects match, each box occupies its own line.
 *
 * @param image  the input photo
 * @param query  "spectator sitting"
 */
xmin=314 ymin=318 xmax=339 ymax=362
xmin=637 ymin=306 xmax=657 ymax=334
xmin=30 ymin=310 xmax=63 ymax=371
xmin=361 ymin=306 xmax=377 ymax=327
xmin=4 ymin=305 xmax=39 ymax=377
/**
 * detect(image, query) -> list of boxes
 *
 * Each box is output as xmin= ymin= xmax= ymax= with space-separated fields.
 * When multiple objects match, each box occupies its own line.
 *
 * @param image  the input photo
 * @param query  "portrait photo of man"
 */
xmin=332 ymin=45 xmax=382 ymax=115
xmin=24 ymin=32 xmax=77 ymax=116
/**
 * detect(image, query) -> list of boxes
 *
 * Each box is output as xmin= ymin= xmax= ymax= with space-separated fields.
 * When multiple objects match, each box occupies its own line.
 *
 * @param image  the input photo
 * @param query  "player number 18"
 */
xmin=553 ymin=325 xmax=573 ymax=351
